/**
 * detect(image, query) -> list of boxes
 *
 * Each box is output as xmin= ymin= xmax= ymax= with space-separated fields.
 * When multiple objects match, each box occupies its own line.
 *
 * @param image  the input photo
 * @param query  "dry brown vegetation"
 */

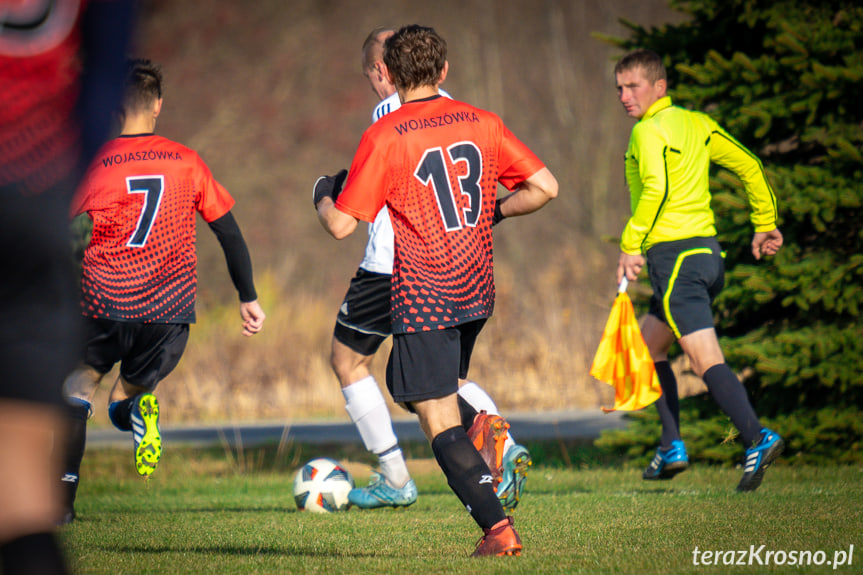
xmin=88 ymin=0 xmax=687 ymax=427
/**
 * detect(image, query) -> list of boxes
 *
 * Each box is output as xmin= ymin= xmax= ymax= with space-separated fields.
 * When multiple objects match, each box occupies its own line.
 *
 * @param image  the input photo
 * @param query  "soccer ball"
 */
xmin=292 ymin=458 xmax=354 ymax=513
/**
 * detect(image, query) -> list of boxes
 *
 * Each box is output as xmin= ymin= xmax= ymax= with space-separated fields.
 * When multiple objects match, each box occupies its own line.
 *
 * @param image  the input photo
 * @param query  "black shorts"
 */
xmin=0 ymin=184 xmax=81 ymax=406
xmin=386 ymin=319 xmax=486 ymax=405
xmin=646 ymin=236 xmax=725 ymax=338
xmin=333 ymin=268 xmax=392 ymax=356
xmin=82 ymin=318 xmax=190 ymax=391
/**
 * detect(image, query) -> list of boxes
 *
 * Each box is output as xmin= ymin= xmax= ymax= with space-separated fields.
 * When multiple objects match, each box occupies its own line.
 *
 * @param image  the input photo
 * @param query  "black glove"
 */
xmin=313 ymin=169 xmax=348 ymax=206
xmin=492 ymin=198 xmax=506 ymax=226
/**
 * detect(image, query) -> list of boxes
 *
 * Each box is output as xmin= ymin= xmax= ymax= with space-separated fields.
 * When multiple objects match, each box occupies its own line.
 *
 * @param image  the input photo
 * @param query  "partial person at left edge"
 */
xmin=0 ymin=1 xmax=137 ymax=574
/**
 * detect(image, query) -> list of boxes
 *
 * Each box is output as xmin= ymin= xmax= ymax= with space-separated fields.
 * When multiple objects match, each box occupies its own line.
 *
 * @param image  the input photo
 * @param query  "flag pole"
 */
xmin=618 ymin=276 xmax=628 ymax=293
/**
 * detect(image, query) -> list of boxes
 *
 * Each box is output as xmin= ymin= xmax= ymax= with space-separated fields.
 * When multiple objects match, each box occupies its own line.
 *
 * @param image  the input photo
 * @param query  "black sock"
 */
xmin=654 ymin=361 xmax=681 ymax=448
xmin=1 ymin=532 xmax=69 ymax=575
xmin=108 ymin=396 xmax=136 ymax=432
xmin=61 ymin=401 xmax=90 ymax=515
xmin=457 ymin=395 xmax=479 ymax=431
xmin=431 ymin=426 xmax=506 ymax=529
xmin=702 ymin=363 xmax=762 ymax=446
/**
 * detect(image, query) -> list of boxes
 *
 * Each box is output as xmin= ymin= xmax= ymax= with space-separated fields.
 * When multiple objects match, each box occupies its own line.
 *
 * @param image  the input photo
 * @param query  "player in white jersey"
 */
xmin=322 ymin=28 xmax=531 ymax=511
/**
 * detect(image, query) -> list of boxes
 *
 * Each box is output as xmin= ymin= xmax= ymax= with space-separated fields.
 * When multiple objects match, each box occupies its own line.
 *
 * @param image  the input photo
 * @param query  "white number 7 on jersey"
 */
xmin=126 ymin=175 xmax=164 ymax=247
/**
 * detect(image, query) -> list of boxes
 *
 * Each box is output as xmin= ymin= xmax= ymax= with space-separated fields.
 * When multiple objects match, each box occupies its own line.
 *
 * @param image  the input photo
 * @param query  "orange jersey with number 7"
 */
xmin=335 ymin=95 xmax=544 ymax=333
xmin=71 ymin=134 xmax=235 ymax=323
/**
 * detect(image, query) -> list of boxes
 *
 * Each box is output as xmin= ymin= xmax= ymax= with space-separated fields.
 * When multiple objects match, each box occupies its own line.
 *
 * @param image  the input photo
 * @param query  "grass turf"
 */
xmin=61 ymin=443 xmax=862 ymax=574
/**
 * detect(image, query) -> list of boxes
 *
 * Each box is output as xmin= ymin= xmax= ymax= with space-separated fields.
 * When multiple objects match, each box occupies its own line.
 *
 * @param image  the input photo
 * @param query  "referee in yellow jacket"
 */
xmin=614 ymin=49 xmax=784 ymax=492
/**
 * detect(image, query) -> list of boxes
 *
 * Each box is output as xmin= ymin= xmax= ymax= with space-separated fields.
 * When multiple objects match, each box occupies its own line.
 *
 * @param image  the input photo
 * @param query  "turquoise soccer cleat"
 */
xmin=348 ymin=472 xmax=418 ymax=509
xmin=643 ymin=439 xmax=689 ymax=480
xmin=497 ymin=444 xmax=532 ymax=512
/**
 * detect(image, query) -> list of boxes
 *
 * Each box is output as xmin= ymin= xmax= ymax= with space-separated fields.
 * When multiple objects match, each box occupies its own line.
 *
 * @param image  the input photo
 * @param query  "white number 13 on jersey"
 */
xmin=414 ymin=142 xmax=483 ymax=231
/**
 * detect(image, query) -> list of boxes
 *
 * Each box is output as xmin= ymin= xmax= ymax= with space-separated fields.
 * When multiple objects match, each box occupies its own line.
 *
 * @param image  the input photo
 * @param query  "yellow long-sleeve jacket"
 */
xmin=620 ymin=96 xmax=778 ymax=255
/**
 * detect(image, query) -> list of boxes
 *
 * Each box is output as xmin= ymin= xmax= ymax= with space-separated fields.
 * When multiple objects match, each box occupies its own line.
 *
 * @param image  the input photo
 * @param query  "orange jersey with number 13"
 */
xmin=336 ymin=95 xmax=544 ymax=333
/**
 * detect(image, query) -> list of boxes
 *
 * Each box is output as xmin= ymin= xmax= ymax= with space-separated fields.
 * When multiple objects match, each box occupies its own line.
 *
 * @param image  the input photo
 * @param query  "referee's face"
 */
xmin=616 ymin=67 xmax=665 ymax=120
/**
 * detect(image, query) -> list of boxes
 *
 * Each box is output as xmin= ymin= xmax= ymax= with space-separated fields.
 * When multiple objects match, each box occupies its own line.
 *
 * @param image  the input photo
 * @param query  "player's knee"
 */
xmin=331 ymin=347 xmax=371 ymax=386
xmin=112 ymin=377 xmax=150 ymax=402
xmin=62 ymin=366 xmax=103 ymax=403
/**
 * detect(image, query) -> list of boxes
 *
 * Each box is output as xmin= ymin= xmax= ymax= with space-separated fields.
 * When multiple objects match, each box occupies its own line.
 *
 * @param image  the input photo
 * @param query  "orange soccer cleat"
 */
xmin=471 ymin=516 xmax=522 ymax=557
xmin=467 ymin=411 xmax=510 ymax=484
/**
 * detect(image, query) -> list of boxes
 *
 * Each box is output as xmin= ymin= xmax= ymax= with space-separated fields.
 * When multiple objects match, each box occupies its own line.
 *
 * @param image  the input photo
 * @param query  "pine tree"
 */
xmin=597 ymin=0 xmax=863 ymax=463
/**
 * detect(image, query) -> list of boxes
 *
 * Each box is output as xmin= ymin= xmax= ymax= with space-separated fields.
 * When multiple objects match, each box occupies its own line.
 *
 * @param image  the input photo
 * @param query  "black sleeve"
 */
xmin=207 ymin=211 xmax=258 ymax=302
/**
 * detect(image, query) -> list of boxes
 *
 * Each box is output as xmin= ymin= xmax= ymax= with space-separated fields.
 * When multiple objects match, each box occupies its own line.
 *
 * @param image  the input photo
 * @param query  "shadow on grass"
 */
xmin=77 ymin=506 xmax=298 ymax=517
xmin=93 ymin=542 xmax=380 ymax=558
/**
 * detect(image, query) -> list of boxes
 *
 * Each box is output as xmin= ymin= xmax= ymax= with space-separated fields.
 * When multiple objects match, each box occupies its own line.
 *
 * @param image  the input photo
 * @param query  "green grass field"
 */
xmin=62 ymin=444 xmax=862 ymax=574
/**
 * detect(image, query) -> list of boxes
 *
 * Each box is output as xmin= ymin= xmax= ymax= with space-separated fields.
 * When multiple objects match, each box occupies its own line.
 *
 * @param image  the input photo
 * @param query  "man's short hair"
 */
xmin=383 ymin=25 xmax=446 ymax=92
xmin=362 ymin=27 xmax=395 ymax=72
xmin=614 ymin=49 xmax=667 ymax=84
xmin=123 ymin=59 xmax=162 ymax=114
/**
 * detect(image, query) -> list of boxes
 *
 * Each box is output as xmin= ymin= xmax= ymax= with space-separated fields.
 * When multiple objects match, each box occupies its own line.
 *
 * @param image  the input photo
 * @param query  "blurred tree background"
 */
xmin=596 ymin=0 xmax=863 ymax=464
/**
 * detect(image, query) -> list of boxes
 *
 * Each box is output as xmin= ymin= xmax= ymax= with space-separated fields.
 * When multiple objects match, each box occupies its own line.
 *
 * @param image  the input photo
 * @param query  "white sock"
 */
xmin=378 ymin=447 xmax=411 ymax=489
xmin=458 ymin=381 xmax=516 ymax=453
xmin=342 ymin=376 xmax=411 ymax=487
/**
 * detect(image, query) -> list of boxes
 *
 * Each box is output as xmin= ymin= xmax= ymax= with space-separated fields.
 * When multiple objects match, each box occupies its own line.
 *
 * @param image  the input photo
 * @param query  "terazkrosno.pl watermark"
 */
xmin=692 ymin=545 xmax=854 ymax=569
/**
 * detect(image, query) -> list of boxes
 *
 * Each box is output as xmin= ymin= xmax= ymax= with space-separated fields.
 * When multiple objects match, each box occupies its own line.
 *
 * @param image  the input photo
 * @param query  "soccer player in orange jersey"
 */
xmin=59 ymin=60 xmax=266 ymax=523
xmin=316 ymin=25 xmax=557 ymax=557
xmin=328 ymin=27 xmax=533 ymax=514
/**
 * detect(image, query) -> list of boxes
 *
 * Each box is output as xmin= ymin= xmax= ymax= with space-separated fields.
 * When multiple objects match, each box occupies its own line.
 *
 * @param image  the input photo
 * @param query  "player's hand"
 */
xmin=313 ymin=169 xmax=348 ymax=207
xmin=240 ymin=300 xmax=266 ymax=337
xmin=751 ymin=228 xmax=783 ymax=260
xmin=617 ymin=251 xmax=645 ymax=284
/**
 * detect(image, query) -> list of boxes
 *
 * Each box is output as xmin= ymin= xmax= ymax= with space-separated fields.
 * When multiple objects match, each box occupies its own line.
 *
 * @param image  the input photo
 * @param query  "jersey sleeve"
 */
xmin=194 ymin=153 xmax=235 ymax=223
xmin=707 ymin=119 xmax=779 ymax=231
xmin=620 ymin=122 xmax=669 ymax=254
xmin=334 ymin=131 xmax=389 ymax=223
xmin=497 ymin=123 xmax=545 ymax=190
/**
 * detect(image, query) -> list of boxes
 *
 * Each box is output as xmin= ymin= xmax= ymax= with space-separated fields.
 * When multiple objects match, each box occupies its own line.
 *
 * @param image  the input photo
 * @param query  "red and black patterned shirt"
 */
xmin=0 ymin=0 xmax=87 ymax=193
xmin=72 ymin=134 xmax=235 ymax=323
xmin=336 ymin=95 xmax=545 ymax=333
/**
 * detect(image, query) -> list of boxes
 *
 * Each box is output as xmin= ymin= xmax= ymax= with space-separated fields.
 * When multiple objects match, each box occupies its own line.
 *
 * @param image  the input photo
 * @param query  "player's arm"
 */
xmin=495 ymin=167 xmax=558 ymax=222
xmin=619 ymin=125 xmax=668 ymax=256
xmin=708 ymin=122 xmax=778 ymax=232
xmin=316 ymin=197 xmax=359 ymax=239
xmin=708 ymin=121 xmax=782 ymax=260
xmin=207 ymin=211 xmax=265 ymax=336
xmin=616 ymin=127 xmax=666 ymax=284
xmin=313 ymin=169 xmax=362 ymax=239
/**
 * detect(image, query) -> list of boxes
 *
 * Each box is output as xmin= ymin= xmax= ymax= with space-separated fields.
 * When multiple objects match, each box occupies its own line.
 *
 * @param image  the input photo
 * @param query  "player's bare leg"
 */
xmin=0 ymin=402 xmax=65 ymax=541
xmin=332 ymin=339 xmax=415 ymax=508
xmin=0 ymin=401 xmax=70 ymax=573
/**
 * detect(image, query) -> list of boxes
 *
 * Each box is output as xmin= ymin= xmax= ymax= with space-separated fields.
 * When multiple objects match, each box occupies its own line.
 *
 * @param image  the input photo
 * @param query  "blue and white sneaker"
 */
xmin=348 ymin=472 xmax=418 ymax=509
xmin=643 ymin=439 xmax=689 ymax=480
xmin=131 ymin=393 xmax=162 ymax=477
xmin=497 ymin=444 xmax=532 ymax=512
xmin=737 ymin=428 xmax=784 ymax=492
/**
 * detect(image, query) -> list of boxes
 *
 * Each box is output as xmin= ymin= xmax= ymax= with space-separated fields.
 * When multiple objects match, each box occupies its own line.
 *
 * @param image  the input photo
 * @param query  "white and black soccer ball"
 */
xmin=292 ymin=457 xmax=354 ymax=513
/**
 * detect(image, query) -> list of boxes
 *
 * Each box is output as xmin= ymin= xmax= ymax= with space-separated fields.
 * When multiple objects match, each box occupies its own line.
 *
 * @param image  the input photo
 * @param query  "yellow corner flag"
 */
xmin=590 ymin=277 xmax=662 ymax=412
